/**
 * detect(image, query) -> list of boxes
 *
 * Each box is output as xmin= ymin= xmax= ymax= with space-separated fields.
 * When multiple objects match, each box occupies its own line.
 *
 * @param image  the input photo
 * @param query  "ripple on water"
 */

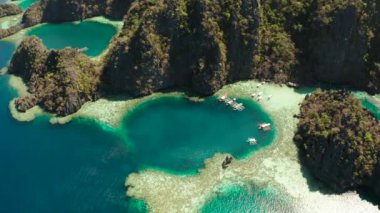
xmin=27 ymin=21 xmax=117 ymax=57
xmin=122 ymin=96 xmax=276 ymax=174
xmin=201 ymin=183 xmax=294 ymax=213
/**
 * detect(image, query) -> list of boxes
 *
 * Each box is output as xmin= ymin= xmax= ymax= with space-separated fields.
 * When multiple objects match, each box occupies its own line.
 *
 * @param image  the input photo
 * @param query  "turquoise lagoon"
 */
xmin=18 ymin=0 xmax=38 ymax=10
xmin=0 ymin=41 xmax=277 ymax=212
xmin=28 ymin=21 xmax=117 ymax=57
xmin=123 ymin=97 xmax=275 ymax=173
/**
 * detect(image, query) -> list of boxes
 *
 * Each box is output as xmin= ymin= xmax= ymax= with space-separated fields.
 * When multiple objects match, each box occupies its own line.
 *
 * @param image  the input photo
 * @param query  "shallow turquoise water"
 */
xmin=18 ymin=0 xmax=38 ymax=9
xmin=201 ymin=184 xmax=294 ymax=213
xmin=27 ymin=21 xmax=117 ymax=57
xmin=0 ymin=40 xmax=15 ymax=69
xmin=361 ymin=98 xmax=380 ymax=119
xmin=123 ymin=97 xmax=276 ymax=173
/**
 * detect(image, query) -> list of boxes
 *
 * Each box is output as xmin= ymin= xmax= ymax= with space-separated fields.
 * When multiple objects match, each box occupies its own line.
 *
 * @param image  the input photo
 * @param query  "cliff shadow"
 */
xmin=297 ymin=157 xmax=337 ymax=195
xmin=357 ymin=187 xmax=380 ymax=209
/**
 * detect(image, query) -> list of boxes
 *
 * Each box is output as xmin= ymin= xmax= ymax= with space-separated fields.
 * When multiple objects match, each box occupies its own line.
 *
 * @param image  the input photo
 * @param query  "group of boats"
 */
xmin=251 ymin=92 xmax=272 ymax=102
xmin=246 ymin=123 xmax=271 ymax=145
xmin=218 ymin=94 xmax=245 ymax=111
xmin=217 ymin=92 xmax=271 ymax=146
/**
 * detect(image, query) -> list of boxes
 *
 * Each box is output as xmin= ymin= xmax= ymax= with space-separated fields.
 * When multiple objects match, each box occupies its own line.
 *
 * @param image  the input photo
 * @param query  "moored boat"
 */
xmin=247 ymin=138 xmax=257 ymax=145
xmin=258 ymin=123 xmax=271 ymax=131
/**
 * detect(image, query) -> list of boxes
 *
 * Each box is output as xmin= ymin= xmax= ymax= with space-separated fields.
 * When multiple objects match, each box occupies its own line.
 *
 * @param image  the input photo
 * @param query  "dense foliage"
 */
xmin=8 ymin=37 xmax=100 ymax=115
xmin=294 ymin=90 xmax=380 ymax=193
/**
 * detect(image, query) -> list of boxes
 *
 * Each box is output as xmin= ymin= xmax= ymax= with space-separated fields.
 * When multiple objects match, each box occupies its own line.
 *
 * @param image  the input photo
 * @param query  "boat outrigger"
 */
xmin=218 ymin=94 xmax=245 ymax=111
xmin=258 ymin=123 xmax=271 ymax=131
xmin=247 ymin=138 xmax=257 ymax=145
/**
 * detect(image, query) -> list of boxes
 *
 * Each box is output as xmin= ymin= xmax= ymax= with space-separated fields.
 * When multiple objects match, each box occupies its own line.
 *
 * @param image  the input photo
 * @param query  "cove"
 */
xmin=201 ymin=184 xmax=294 ymax=212
xmin=0 ymin=40 xmax=15 ymax=69
xmin=0 ymin=75 xmax=147 ymax=212
xmin=27 ymin=21 xmax=117 ymax=57
xmin=18 ymin=0 xmax=38 ymax=9
xmin=122 ymin=96 xmax=276 ymax=174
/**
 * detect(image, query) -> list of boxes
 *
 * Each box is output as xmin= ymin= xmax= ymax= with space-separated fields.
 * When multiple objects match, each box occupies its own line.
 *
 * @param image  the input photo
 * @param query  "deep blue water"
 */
xmin=0 ymin=75 xmax=147 ymax=212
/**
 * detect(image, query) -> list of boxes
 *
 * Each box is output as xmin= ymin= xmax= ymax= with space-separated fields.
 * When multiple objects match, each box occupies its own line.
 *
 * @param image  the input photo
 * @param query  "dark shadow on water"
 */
xmin=295 ymin=125 xmax=380 ymax=209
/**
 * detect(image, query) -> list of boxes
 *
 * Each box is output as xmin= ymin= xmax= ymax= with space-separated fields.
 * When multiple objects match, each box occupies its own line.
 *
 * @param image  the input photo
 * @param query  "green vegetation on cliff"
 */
xmin=8 ymin=36 xmax=100 ymax=116
xmin=294 ymin=90 xmax=380 ymax=195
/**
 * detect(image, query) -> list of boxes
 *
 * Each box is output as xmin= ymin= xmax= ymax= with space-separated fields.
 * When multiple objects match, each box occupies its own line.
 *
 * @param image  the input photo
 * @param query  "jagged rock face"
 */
xmin=0 ymin=4 xmax=23 ymax=18
xmin=8 ymin=36 xmax=49 ymax=80
xmin=8 ymin=37 xmax=100 ymax=116
xmin=102 ymin=0 xmax=260 ymax=96
xmin=4 ymin=0 xmax=380 ymax=107
xmin=304 ymin=3 xmax=369 ymax=88
xmin=294 ymin=90 xmax=380 ymax=193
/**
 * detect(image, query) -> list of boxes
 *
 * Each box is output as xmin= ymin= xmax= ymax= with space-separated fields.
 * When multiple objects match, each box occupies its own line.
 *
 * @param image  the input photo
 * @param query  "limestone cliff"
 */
xmin=294 ymin=90 xmax=380 ymax=195
xmin=102 ymin=0 xmax=262 ymax=96
xmin=8 ymin=37 xmax=100 ymax=116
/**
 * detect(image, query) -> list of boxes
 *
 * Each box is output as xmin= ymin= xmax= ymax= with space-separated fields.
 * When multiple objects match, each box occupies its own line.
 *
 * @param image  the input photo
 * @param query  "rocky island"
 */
xmin=9 ymin=36 xmax=99 ymax=115
xmin=294 ymin=90 xmax=380 ymax=196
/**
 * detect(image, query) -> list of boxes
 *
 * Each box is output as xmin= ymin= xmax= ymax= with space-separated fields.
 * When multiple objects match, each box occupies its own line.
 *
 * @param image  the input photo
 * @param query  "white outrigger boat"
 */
xmin=218 ymin=93 xmax=228 ymax=102
xmin=247 ymin=138 xmax=257 ymax=145
xmin=258 ymin=123 xmax=271 ymax=131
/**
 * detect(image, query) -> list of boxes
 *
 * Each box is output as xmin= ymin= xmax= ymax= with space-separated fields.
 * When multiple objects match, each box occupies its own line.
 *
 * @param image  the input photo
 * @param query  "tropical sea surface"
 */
xmin=201 ymin=184 xmax=295 ymax=213
xmin=0 ymin=38 xmax=278 ymax=211
xmin=28 ymin=21 xmax=117 ymax=57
